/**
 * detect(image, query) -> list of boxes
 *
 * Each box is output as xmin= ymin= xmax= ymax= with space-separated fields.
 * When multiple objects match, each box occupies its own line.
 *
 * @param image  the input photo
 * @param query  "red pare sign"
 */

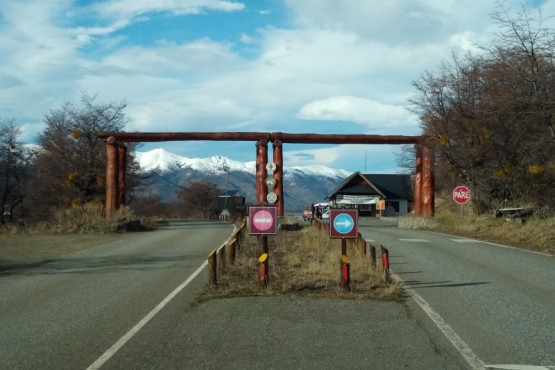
xmin=452 ymin=186 xmax=471 ymax=204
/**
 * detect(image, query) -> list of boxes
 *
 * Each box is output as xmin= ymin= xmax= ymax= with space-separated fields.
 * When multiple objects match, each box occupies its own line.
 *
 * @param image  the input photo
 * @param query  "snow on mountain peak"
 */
xmin=134 ymin=148 xmax=348 ymax=178
xmin=135 ymin=149 xmax=256 ymax=174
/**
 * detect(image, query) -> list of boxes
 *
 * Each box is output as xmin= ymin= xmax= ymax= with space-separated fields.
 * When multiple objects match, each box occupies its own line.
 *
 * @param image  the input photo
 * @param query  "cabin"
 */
xmin=327 ymin=172 xmax=413 ymax=217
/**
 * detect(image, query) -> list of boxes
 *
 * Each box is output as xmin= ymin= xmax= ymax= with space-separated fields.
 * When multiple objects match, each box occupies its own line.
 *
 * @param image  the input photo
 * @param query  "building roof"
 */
xmin=327 ymin=172 xmax=413 ymax=200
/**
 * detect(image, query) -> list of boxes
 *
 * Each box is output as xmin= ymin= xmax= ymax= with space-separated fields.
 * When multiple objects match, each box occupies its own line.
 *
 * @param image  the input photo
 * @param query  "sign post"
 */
xmin=452 ymin=185 xmax=471 ymax=218
xmin=329 ymin=209 xmax=358 ymax=291
xmin=249 ymin=206 xmax=277 ymax=287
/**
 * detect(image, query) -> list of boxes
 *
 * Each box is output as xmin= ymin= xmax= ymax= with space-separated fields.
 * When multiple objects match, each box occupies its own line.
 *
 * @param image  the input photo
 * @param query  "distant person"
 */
xmin=316 ymin=206 xmax=322 ymax=219
xmin=311 ymin=203 xmax=315 ymax=219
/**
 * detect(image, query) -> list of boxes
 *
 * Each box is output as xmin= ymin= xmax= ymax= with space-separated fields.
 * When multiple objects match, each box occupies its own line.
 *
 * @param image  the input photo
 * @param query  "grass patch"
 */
xmin=0 ymin=203 xmax=150 ymax=234
xmin=430 ymin=197 xmax=555 ymax=254
xmin=199 ymin=225 xmax=402 ymax=302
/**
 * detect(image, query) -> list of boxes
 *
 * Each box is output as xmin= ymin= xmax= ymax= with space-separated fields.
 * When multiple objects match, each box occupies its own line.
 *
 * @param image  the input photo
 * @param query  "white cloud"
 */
xmin=1 ymin=0 xmax=554 ymax=172
xmin=91 ymin=0 xmax=245 ymax=21
xmin=297 ymin=96 xmax=416 ymax=129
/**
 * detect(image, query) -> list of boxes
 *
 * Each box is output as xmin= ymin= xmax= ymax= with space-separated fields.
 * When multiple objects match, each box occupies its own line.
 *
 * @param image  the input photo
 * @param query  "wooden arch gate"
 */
xmin=97 ymin=132 xmax=434 ymax=219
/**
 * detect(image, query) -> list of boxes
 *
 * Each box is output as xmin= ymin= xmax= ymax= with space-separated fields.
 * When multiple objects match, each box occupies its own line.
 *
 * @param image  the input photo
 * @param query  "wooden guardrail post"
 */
xmin=369 ymin=244 xmax=376 ymax=269
xmin=228 ymin=238 xmax=237 ymax=265
xmin=358 ymin=233 xmax=366 ymax=255
xmin=380 ymin=245 xmax=389 ymax=280
xmin=208 ymin=250 xmax=217 ymax=286
xmin=217 ymin=245 xmax=226 ymax=275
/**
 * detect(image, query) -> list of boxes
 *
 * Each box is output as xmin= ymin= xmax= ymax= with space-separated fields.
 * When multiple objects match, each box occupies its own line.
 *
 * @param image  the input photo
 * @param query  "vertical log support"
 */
xmin=256 ymin=139 xmax=269 ymax=286
xmin=414 ymin=144 xmax=423 ymax=216
xmin=256 ymin=139 xmax=268 ymax=205
xmin=272 ymin=139 xmax=284 ymax=216
xmin=422 ymin=145 xmax=435 ymax=217
xmin=105 ymin=137 xmax=118 ymax=219
xmin=117 ymin=145 xmax=127 ymax=207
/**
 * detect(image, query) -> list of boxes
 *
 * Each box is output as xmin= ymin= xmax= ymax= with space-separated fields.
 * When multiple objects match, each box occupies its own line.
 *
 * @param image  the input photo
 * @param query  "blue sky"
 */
xmin=1 ymin=0 xmax=553 ymax=173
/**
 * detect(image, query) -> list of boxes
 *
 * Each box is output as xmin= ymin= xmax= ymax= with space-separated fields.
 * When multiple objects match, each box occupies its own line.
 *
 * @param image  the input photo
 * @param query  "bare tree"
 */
xmin=28 ymin=93 xmax=137 ymax=218
xmin=0 ymin=119 xmax=34 ymax=224
xmin=176 ymin=181 xmax=222 ymax=219
xmin=410 ymin=3 xmax=555 ymax=212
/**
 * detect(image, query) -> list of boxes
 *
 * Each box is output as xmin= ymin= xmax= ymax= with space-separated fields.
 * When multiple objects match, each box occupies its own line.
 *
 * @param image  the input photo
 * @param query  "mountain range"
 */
xmin=134 ymin=149 xmax=352 ymax=211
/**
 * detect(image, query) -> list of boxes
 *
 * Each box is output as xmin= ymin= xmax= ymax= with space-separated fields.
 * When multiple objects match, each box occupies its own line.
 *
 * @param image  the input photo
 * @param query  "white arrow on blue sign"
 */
xmin=333 ymin=213 xmax=354 ymax=234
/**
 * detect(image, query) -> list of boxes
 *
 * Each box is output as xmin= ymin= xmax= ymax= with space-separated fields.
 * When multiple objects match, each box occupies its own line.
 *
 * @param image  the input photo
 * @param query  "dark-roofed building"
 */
xmin=327 ymin=172 xmax=413 ymax=217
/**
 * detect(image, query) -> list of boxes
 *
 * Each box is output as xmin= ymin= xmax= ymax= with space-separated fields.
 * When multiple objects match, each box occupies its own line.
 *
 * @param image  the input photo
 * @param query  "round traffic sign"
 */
xmin=266 ymin=162 xmax=276 ymax=172
xmin=453 ymin=185 xmax=471 ymax=204
xmin=333 ymin=213 xmax=355 ymax=234
xmin=265 ymin=176 xmax=276 ymax=187
xmin=267 ymin=192 xmax=278 ymax=204
xmin=252 ymin=209 xmax=274 ymax=231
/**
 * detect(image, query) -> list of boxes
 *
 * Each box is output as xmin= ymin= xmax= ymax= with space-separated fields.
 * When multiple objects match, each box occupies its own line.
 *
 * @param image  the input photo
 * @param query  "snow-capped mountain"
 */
xmin=134 ymin=148 xmax=352 ymax=210
xmin=135 ymin=149 xmax=256 ymax=174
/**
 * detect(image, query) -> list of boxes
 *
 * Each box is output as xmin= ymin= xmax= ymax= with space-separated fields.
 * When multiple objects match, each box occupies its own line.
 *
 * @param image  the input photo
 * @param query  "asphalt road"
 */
xmin=1 ymin=220 xmax=553 ymax=369
xmin=359 ymin=225 xmax=555 ymax=369
xmin=0 ymin=221 xmax=234 ymax=370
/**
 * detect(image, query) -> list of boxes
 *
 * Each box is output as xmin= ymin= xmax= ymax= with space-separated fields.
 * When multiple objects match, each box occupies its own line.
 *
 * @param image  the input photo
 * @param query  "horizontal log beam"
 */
xmin=97 ymin=131 xmax=426 ymax=144
xmin=270 ymin=132 xmax=425 ymax=144
xmin=97 ymin=132 xmax=271 ymax=142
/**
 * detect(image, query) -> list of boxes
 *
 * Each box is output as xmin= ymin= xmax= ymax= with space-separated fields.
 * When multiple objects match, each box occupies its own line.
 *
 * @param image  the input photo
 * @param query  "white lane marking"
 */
xmin=391 ymin=271 xmax=487 ymax=370
xmin=477 ymin=241 xmax=552 ymax=257
xmin=450 ymin=239 xmax=475 ymax=243
xmin=486 ymin=365 xmax=553 ymax=369
xmin=86 ymin=261 xmax=208 ymax=370
xmin=399 ymin=239 xmax=431 ymax=243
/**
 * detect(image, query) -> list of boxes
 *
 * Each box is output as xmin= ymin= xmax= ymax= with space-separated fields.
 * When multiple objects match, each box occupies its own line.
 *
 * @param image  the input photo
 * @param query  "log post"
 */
xmin=117 ymin=145 xmax=127 ymax=207
xmin=414 ymin=144 xmax=423 ymax=216
xmin=105 ymin=137 xmax=118 ymax=219
xmin=272 ymin=139 xmax=284 ymax=216
xmin=422 ymin=145 xmax=435 ymax=217
xmin=256 ymin=139 xmax=268 ymax=205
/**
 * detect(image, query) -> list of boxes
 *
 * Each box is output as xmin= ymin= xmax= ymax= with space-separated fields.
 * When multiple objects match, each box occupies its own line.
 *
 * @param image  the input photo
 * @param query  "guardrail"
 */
xmin=207 ymin=219 xmax=247 ymax=286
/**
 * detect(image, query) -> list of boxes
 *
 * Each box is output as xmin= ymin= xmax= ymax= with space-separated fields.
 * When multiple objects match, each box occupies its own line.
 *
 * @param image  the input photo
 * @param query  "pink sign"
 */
xmin=252 ymin=210 xmax=273 ymax=231
xmin=249 ymin=206 xmax=278 ymax=235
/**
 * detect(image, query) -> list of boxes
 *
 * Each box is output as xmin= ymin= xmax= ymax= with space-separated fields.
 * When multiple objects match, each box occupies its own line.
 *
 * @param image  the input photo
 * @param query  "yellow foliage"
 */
xmin=528 ymin=164 xmax=544 ymax=175
xmin=492 ymin=169 xmax=505 ymax=178
xmin=96 ymin=175 xmax=105 ymax=186
xmin=71 ymin=198 xmax=81 ymax=209
xmin=70 ymin=130 xmax=80 ymax=139
xmin=439 ymin=135 xmax=449 ymax=146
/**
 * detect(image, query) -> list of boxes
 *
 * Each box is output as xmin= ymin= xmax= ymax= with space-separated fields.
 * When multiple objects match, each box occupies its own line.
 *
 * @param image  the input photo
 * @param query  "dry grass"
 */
xmin=432 ymin=198 xmax=555 ymax=254
xmin=199 ymin=225 xmax=402 ymax=302
xmin=0 ymin=203 xmax=148 ymax=234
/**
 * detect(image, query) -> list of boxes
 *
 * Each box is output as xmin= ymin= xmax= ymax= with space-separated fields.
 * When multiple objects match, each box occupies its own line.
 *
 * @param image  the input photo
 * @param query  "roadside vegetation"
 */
xmin=426 ymin=196 xmax=555 ymax=254
xmin=0 ymin=203 xmax=146 ymax=234
xmin=199 ymin=225 xmax=402 ymax=302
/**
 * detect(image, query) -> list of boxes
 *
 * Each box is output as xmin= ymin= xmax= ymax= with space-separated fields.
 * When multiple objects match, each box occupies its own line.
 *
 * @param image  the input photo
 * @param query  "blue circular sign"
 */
xmin=334 ymin=213 xmax=354 ymax=234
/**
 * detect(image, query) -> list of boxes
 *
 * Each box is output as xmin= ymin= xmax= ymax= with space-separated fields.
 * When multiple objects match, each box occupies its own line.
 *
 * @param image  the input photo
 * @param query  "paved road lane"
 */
xmin=0 ymin=221 xmax=233 ymax=370
xmin=360 ymin=225 xmax=555 ymax=369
